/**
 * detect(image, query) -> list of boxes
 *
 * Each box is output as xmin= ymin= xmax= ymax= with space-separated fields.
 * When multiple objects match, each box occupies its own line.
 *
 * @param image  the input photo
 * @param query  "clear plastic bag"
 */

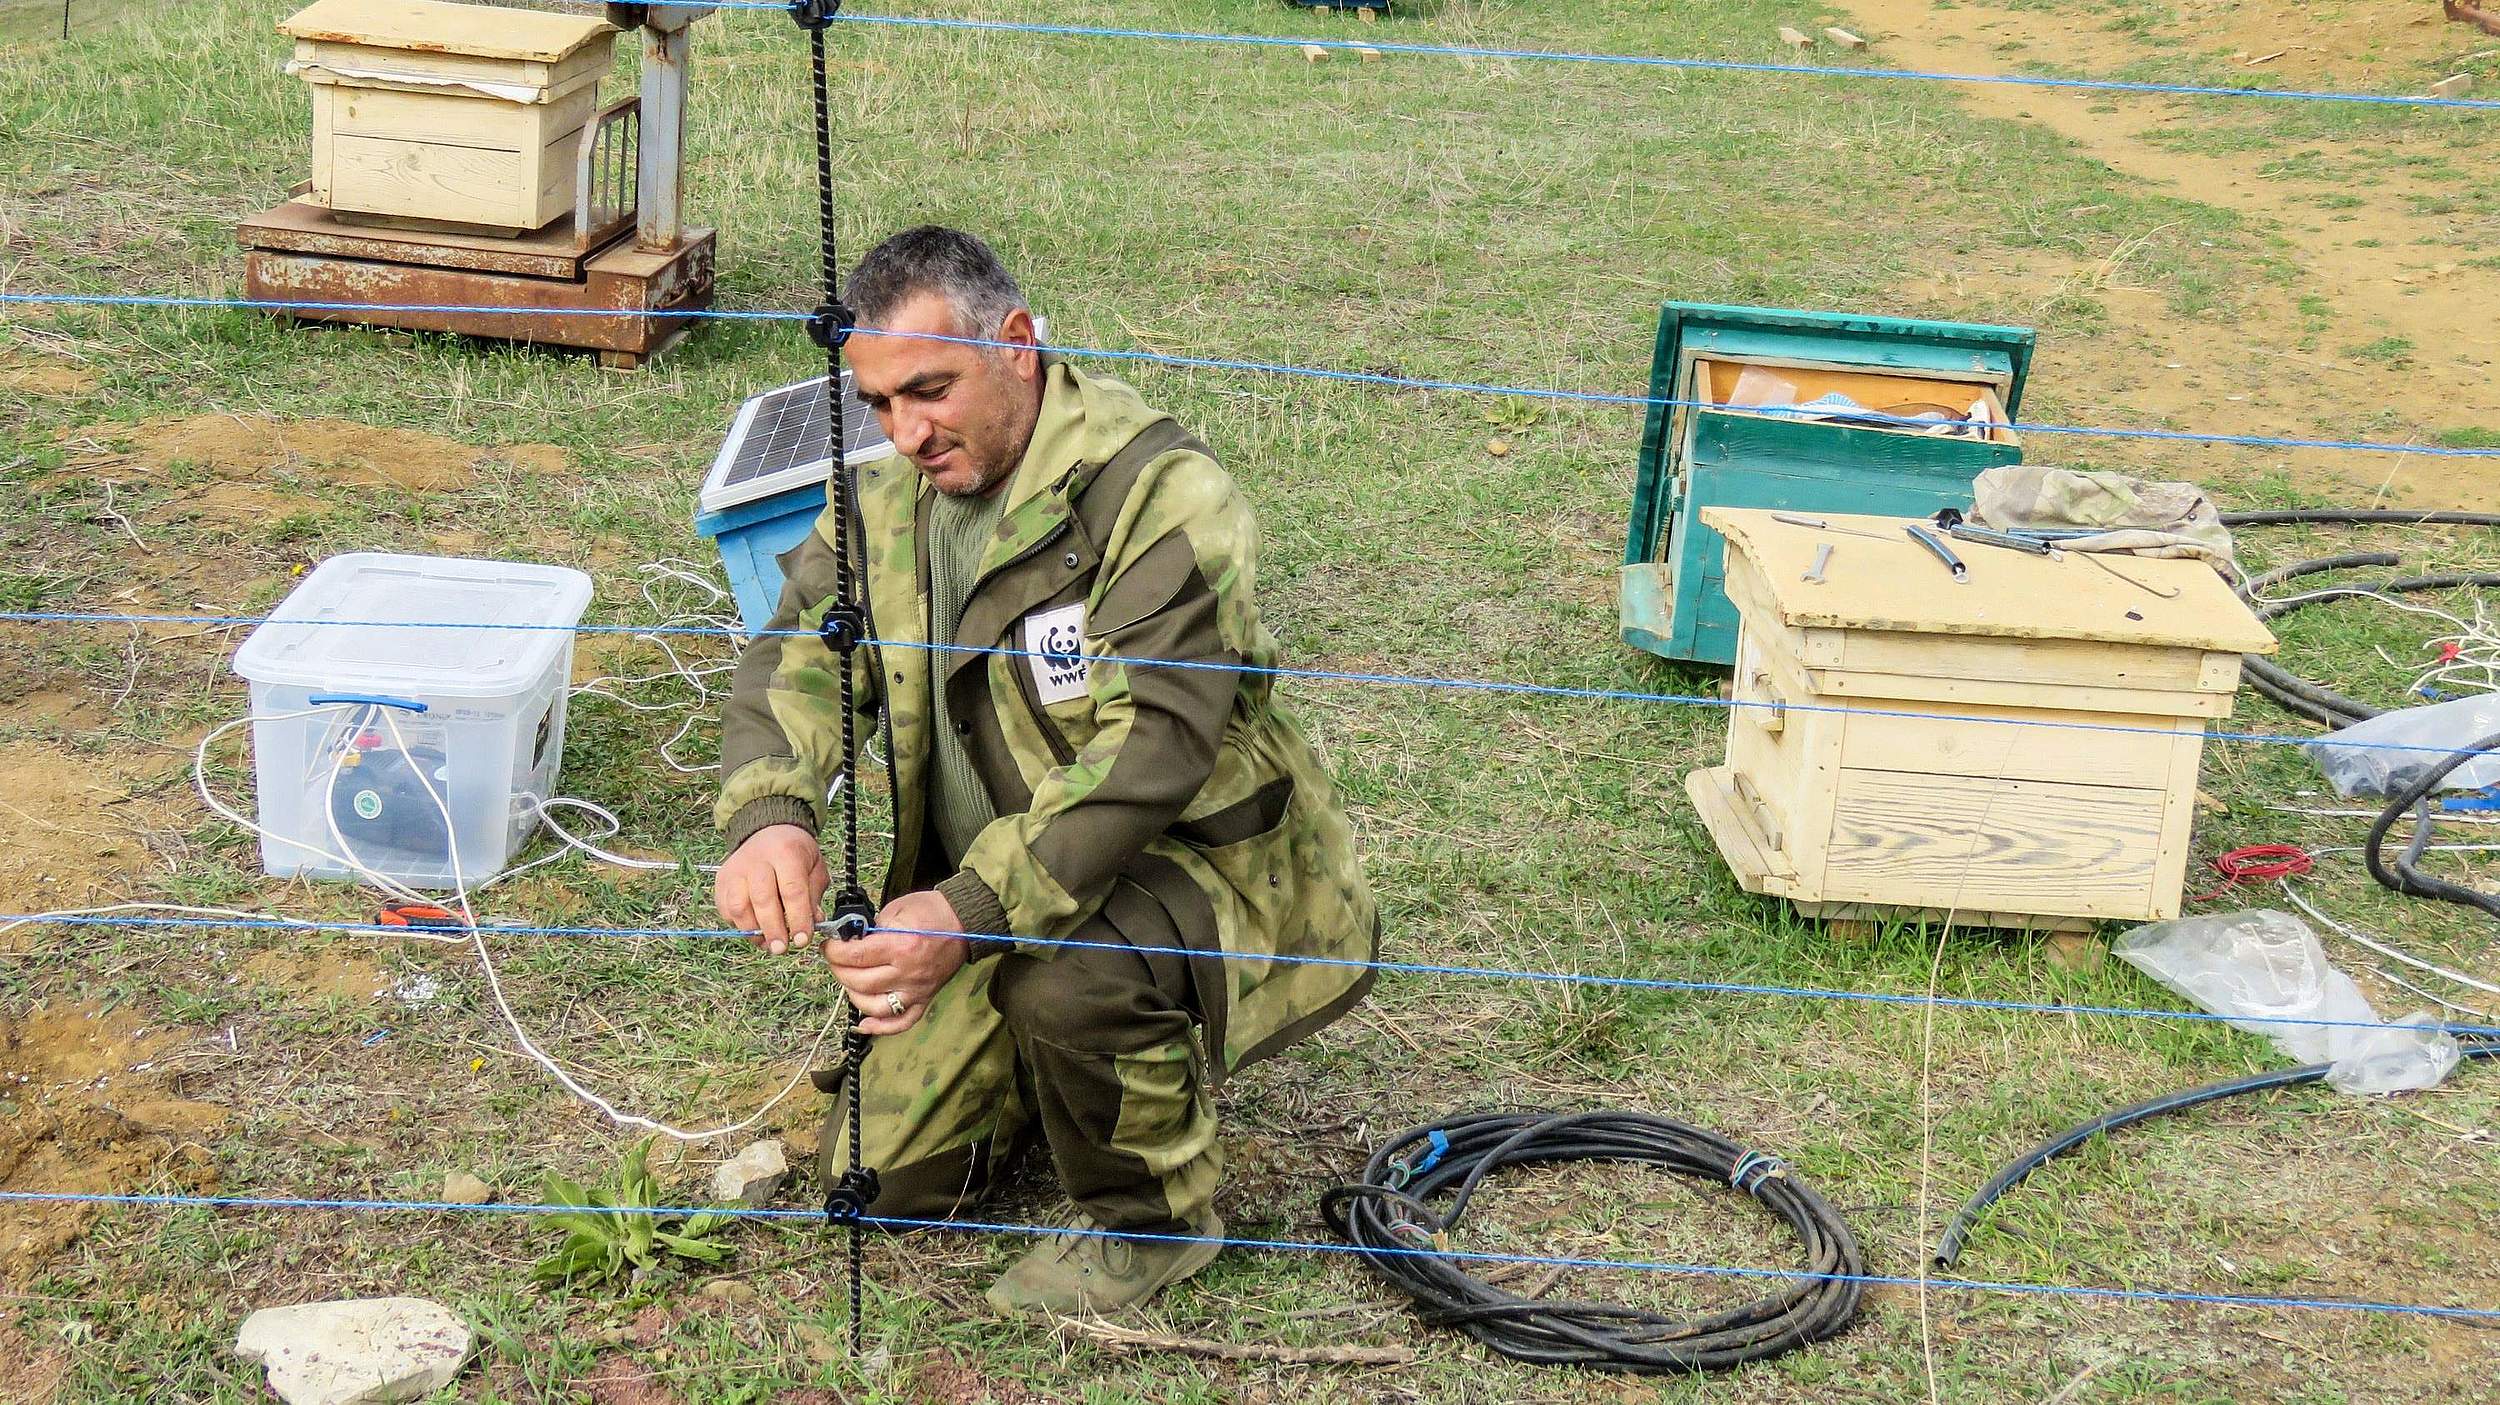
xmin=2113 ymin=909 xmax=2459 ymax=1095
xmin=2309 ymin=693 xmax=2500 ymax=798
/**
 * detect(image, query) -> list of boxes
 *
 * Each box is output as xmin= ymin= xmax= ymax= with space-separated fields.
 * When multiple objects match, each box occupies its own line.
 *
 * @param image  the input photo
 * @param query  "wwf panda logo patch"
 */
xmin=1022 ymin=603 xmax=1091 ymax=704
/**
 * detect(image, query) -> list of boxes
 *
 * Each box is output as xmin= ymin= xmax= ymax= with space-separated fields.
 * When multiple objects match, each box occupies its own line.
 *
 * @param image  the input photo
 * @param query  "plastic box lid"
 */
xmin=234 ymin=552 xmax=594 ymax=698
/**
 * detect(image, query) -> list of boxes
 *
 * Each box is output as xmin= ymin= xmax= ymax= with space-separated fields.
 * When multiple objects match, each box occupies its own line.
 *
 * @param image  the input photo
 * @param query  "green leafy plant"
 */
xmin=530 ymin=1140 xmax=731 ymax=1287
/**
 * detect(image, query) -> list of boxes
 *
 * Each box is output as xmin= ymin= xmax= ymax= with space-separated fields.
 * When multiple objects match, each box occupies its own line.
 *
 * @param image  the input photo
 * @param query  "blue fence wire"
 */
xmin=3 ymin=291 xmax=2493 ymax=459
xmin=0 ymin=1189 xmax=2492 ymax=1324
xmin=13 ymin=911 xmax=2493 ymax=1041
xmin=571 ymin=4 xmax=2500 ymax=112
xmin=9 ymin=606 xmax=2500 ymax=761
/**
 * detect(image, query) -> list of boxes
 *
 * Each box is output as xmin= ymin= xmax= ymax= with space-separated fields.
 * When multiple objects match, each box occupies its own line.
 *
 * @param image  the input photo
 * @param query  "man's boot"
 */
xmin=983 ymin=1207 xmax=1225 ymax=1315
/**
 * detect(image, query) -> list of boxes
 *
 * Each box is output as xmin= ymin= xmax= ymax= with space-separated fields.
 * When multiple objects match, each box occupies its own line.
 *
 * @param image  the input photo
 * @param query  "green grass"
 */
xmin=5 ymin=2 xmax=2500 ymax=1402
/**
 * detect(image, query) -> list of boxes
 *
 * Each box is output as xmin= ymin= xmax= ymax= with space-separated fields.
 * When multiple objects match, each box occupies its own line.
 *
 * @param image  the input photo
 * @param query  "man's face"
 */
xmin=848 ymin=291 xmax=1043 ymax=498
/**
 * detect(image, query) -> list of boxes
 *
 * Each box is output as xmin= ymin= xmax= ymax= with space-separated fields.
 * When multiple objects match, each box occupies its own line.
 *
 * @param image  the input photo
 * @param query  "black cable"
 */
xmin=2237 ymin=552 xmax=2400 ymax=727
xmin=2364 ymin=730 xmax=2500 ymax=922
xmin=1936 ymin=1043 xmax=2500 ymax=1269
xmin=2222 ymin=504 xmax=2500 ymax=725
xmin=1321 ymin=1111 xmax=1862 ymax=1373
xmin=2238 ymin=565 xmax=2500 ymax=728
xmin=2239 ymin=551 xmax=2402 ymax=597
xmin=2223 ymin=510 xmax=2500 ymax=529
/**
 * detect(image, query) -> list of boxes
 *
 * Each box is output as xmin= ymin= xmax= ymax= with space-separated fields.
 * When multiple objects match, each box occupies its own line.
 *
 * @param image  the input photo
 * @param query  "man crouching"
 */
xmin=712 ymin=226 xmax=1378 ymax=1314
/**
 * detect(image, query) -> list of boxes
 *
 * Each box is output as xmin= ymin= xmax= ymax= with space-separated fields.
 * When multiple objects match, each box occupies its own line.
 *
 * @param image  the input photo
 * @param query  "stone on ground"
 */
xmin=439 ymin=1171 xmax=493 ymax=1205
xmin=711 ymin=1139 xmax=788 ymax=1207
xmin=234 ymin=1297 xmax=474 ymax=1405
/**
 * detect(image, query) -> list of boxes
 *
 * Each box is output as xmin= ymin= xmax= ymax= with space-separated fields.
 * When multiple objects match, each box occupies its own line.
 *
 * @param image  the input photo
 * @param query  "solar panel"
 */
xmin=698 ymin=370 xmax=893 ymax=515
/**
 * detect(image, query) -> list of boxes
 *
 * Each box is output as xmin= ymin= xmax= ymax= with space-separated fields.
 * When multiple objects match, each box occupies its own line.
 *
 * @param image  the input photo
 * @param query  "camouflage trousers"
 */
xmin=817 ymin=880 xmax=1220 ymax=1234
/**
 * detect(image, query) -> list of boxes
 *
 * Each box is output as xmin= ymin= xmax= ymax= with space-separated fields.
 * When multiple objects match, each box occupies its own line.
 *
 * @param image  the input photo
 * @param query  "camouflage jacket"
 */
xmin=716 ymin=362 xmax=1378 ymax=1076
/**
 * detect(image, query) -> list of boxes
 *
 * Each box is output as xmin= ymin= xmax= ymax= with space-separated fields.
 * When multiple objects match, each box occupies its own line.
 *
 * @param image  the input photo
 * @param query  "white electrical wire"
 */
xmin=568 ymin=560 xmax=745 ymax=776
xmin=362 ymin=706 xmax=837 ymax=1142
xmin=2280 ymin=880 xmax=2500 ymax=999
xmin=2367 ymin=965 xmax=2498 ymax=1022
xmin=185 ymin=701 xmax=836 ymax=1141
xmin=568 ymin=559 xmax=885 ymax=778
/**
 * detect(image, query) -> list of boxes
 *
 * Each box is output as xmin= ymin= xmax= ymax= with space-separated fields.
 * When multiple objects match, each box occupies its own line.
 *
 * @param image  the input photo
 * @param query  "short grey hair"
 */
xmin=844 ymin=226 xmax=1028 ymax=340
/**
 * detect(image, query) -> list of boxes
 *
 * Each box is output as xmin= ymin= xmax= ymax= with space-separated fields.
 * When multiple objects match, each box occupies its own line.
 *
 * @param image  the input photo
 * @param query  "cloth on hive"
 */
xmin=1968 ymin=466 xmax=2239 ymax=582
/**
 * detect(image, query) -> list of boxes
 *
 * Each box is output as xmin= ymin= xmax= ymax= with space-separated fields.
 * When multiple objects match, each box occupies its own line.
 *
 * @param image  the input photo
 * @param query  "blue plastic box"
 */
xmin=695 ymin=372 xmax=890 ymax=635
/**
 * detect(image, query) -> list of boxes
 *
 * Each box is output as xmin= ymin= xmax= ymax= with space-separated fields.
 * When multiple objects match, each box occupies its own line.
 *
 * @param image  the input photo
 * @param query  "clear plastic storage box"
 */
xmin=231 ymin=553 xmax=594 ymax=890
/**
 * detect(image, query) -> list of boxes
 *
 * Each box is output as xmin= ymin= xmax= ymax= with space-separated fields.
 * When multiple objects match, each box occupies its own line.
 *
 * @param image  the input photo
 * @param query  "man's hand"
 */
xmin=821 ymin=889 xmax=973 ymax=1036
xmin=714 ymin=823 xmax=829 ymax=955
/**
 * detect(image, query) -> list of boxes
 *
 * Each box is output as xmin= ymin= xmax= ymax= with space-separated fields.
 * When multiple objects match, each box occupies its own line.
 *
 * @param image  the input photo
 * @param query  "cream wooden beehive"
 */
xmin=1686 ymin=508 xmax=2277 ymax=931
xmin=281 ymin=0 xmax=618 ymax=234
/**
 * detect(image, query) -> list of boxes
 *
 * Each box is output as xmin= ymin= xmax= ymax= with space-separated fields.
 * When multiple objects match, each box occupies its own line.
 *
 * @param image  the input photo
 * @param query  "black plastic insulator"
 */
xmin=806 ymin=299 xmax=855 ymax=349
xmin=823 ymin=1165 xmax=881 ymax=1222
xmin=825 ymin=889 xmax=874 ymax=943
xmin=816 ymin=602 xmax=866 ymax=654
xmin=788 ymin=0 xmax=843 ymax=31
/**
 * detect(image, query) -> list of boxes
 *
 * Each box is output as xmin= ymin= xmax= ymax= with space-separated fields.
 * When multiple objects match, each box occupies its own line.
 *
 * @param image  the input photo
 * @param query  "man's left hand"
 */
xmin=821 ymin=889 xmax=972 ymax=1036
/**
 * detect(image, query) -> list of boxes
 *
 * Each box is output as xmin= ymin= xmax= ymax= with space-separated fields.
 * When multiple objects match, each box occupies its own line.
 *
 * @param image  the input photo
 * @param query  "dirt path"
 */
xmin=1844 ymin=0 xmax=2499 ymax=507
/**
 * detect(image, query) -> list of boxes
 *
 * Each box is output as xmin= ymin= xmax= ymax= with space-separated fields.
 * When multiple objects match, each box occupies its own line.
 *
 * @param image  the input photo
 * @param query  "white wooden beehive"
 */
xmin=1686 ymin=508 xmax=2277 ymax=931
xmin=281 ymin=0 xmax=617 ymax=233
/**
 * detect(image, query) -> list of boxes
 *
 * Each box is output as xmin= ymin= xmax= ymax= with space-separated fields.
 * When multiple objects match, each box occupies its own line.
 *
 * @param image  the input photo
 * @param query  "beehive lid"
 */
xmin=1703 ymin=508 xmax=2278 ymax=654
xmin=280 ymin=0 xmax=616 ymax=63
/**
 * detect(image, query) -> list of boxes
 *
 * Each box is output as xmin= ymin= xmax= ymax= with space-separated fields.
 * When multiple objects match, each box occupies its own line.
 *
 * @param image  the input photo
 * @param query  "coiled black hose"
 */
xmin=1320 ymin=1110 xmax=1863 ymax=1373
xmin=1936 ymin=1043 xmax=2500 ymax=1269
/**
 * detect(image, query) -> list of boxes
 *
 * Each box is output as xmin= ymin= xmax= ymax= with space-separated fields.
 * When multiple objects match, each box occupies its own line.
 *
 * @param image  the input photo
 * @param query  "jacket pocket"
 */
xmin=1173 ymin=777 xmax=1294 ymax=850
xmin=1179 ymin=776 xmax=1300 ymax=940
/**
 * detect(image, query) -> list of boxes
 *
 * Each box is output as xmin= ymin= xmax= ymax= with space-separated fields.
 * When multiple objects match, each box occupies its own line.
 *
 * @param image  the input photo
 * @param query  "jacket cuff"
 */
xmin=936 ymin=869 xmax=1017 ymax=959
xmin=722 ymin=795 xmax=818 ymax=856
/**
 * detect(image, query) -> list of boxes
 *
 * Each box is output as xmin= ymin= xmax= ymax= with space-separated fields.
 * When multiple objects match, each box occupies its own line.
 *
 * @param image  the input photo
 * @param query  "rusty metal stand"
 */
xmin=235 ymin=3 xmax=718 ymax=369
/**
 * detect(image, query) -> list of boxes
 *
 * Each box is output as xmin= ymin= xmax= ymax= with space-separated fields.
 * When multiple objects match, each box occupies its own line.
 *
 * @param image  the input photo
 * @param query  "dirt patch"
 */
xmin=175 ymin=480 xmax=320 ymax=537
xmin=626 ymin=1303 xmax=679 ymax=1349
xmin=0 ymin=1001 xmax=225 ymax=1284
xmin=234 ymin=949 xmax=391 ymax=1006
xmin=578 ymin=1355 xmax=682 ymax=1405
xmin=0 ymin=354 xmax=95 ymax=398
xmin=4 ymin=689 xmax=104 ymax=733
xmin=0 ymin=742 xmax=170 ymax=914
xmin=1844 ymin=0 xmax=2500 ymax=508
xmin=909 ymin=1356 xmax=1053 ymax=1405
xmin=501 ymin=443 xmax=576 ymax=477
xmin=64 ymin=415 xmax=561 ymax=495
xmin=0 ymin=1314 xmax=70 ymax=1405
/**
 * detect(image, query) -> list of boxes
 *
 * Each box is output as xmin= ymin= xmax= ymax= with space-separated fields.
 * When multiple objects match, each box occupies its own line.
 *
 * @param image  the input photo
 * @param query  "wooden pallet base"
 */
xmin=238 ymin=199 xmax=712 ymax=369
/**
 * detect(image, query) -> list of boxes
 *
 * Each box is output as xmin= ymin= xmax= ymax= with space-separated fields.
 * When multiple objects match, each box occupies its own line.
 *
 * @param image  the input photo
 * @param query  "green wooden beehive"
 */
xmin=1620 ymin=303 xmax=2038 ymax=666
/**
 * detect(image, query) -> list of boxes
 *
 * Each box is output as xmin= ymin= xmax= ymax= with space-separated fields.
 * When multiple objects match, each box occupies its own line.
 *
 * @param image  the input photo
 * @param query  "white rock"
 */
xmin=439 ymin=1172 xmax=492 ymax=1205
xmin=711 ymin=1139 xmax=788 ymax=1207
xmin=234 ymin=1297 xmax=474 ymax=1405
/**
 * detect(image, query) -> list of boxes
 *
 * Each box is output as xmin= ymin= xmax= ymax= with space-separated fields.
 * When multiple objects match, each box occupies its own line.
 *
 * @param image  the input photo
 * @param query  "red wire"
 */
xmin=2190 ymin=844 xmax=2315 ymax=904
